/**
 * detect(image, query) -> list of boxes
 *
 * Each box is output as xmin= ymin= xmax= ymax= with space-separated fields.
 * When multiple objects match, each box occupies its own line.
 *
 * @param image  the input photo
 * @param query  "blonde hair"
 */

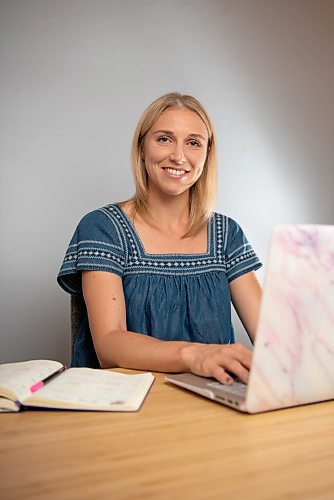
xmin=128 ymin=92 xmax=217 ymax=237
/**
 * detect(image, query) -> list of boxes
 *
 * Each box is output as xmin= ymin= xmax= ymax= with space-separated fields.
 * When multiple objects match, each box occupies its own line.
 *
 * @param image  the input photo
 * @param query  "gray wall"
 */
xmin=1 ymin=0 xmax=333 ymax=364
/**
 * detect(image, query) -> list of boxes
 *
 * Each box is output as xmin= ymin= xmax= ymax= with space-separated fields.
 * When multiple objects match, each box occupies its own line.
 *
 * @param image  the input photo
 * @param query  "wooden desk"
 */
xmin=1 ymin=370 xmax=334 ymax=499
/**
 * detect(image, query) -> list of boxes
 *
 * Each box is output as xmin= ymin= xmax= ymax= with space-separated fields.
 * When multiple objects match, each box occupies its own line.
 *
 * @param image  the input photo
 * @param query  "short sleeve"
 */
xmin=57 ymin=208 xmax=126 ymax=294
xmin=224 ymin=217 xmax=262 ymax=283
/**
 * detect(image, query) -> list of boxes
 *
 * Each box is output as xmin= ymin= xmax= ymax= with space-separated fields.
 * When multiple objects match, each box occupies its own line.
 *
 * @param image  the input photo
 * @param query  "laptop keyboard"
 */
xmin=207 ymin=381 xmax=247 ymax=397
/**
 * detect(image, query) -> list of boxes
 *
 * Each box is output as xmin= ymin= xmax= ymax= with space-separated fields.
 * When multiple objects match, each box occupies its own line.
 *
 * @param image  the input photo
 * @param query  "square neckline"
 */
xmin=114 ymin=204 xmax=214 ymax=258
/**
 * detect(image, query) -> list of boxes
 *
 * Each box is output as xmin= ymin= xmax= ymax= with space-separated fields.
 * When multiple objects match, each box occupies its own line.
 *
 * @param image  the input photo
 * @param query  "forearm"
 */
xmin=93 ymin=329 xmax=252 ymax=386
xmin=82 ymin=271 xmax=253 ymax=384
xmin=93 ymin=329 xmax=193 ymax=372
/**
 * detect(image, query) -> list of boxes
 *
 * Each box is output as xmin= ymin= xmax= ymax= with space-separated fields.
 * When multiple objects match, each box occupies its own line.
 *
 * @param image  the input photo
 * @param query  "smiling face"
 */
xmin=141 ymin=108 xmax=209 ymax=198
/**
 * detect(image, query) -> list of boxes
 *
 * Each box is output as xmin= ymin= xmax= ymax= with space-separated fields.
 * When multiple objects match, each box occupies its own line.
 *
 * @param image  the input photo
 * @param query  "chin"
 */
xmin=160 ymin=186 xmax=190 ymax=197
xmin=148 ymin=178 xmax=194 ymax=197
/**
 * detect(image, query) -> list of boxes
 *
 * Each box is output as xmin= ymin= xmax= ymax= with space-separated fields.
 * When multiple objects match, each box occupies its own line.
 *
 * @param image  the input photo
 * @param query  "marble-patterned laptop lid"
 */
xmin=246 ymin=225 xmax=334 ymax=413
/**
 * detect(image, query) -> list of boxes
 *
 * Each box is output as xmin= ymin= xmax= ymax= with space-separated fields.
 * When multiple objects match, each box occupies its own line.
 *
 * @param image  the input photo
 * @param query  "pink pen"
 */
xmin=30 ymin=366 xmax=67 ymax=393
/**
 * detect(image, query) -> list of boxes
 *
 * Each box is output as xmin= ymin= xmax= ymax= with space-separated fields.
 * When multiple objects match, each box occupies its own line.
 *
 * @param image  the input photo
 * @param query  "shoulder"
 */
xmin=57 ymin=204 xmax=128 ymax=290
xmin=211 ymin=210 xmax=254 ymax=254
xmin=78 ymin=203 xmax=121 ymax=226
xmin=69 ymin=204 xmax=130 ymax=254
xmin=211 ymin=211 xmax=242 ymax=240
xmin=211 ymin=212 xmax=262 ymax=282
xmin=77 ymin=204 xmax=125 ymax=236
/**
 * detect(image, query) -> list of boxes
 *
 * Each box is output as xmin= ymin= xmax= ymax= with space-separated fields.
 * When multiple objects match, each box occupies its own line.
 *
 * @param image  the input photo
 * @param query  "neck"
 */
xmin=145 ymin=190 xmax=190 ymax=233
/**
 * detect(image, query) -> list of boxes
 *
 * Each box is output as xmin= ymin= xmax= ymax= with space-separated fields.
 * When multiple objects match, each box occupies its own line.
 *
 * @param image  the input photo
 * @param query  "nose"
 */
xmin=170 ymin=143 xmax=186 ymax=165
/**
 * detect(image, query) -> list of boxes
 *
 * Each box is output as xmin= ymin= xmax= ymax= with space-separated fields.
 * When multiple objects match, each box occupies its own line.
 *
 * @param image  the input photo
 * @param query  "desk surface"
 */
xmin=1 ymin=369 xmax=334 ymax=500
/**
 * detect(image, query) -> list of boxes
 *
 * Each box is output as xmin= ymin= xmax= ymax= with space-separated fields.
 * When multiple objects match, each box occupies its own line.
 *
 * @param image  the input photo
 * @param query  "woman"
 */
xmin=58 ymin=92 xmax=262 ymax=385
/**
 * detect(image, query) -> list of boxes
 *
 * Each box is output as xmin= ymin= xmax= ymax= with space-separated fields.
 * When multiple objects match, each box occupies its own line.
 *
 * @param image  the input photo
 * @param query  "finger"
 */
xmin=230 ymin=344 xmax=253 ymax=369
xmin=224 ymin=360 xmax=250 ymax=384
xmin=211 ymin=366 xmax=234 ymax=385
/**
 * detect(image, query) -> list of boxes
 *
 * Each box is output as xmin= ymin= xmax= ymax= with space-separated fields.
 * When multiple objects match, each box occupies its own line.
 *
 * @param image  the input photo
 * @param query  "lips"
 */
xmin=162 ymin=167 xmax=189 ymax=176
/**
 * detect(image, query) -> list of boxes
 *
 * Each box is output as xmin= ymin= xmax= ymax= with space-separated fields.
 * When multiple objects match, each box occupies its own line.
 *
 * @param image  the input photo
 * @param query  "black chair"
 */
xmin=70 ymin=295 xmax=86 ymax=354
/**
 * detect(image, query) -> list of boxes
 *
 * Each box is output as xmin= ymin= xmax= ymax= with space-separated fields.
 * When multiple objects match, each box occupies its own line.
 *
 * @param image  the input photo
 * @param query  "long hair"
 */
xmin=128 ymin=92 xmax=217 ymax=237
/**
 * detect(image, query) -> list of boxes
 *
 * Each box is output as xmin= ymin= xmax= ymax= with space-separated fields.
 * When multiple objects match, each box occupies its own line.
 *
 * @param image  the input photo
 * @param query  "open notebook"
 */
xmin=166 ymin=225 xmax=334 ymax=413
xmin=0 ymin=360 xmax=154 ymax=412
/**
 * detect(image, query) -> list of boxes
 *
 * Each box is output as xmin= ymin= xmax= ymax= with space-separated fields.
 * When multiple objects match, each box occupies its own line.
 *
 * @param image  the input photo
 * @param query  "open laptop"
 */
xmin=166 ymin=225 xmax=334 ymax=413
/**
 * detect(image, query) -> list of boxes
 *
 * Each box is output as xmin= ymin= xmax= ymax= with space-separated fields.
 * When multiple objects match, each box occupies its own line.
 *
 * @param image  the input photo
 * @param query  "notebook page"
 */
xmin=0 ymin=360 xmax=63 ymax=402
xmin=26 ymin=368 xmax=154 ymax=409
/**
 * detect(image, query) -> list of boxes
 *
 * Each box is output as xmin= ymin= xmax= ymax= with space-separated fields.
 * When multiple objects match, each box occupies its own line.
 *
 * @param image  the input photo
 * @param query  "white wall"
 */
xmin=1 ymin=0 xmax=333 ymax=364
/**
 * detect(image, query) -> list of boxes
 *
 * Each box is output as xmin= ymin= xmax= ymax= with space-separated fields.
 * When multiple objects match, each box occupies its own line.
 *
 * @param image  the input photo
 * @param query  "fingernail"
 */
xmin=226 ymin=377 xmax=233 ymax=384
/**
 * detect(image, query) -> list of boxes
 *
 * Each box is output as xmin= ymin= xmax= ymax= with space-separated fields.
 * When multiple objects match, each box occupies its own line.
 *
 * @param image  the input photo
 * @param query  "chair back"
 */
xmin=70 ymin=295 xmax=86 ymax=353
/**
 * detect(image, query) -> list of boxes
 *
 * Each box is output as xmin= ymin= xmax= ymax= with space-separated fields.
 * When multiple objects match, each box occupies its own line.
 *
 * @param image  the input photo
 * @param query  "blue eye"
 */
xmin=188 ymin=139 xmax=201 ymax=147
xmin=157 ymin=136 xmax=171 ymax=143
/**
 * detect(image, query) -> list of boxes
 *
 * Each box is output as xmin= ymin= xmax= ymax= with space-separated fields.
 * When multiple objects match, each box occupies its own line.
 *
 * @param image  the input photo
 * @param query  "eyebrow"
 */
xmin=152 ymin=129 xmax=207 ymax=141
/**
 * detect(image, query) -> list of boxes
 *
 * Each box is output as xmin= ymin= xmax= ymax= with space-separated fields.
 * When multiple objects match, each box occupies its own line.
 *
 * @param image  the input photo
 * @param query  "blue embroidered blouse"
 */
xmin=57 ymin=204 xmax=262 ymax=367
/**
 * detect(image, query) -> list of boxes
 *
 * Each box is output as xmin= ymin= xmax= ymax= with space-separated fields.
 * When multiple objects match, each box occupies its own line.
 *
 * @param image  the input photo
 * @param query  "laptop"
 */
xmin=166 ymin=225 xmax=334 ymax=413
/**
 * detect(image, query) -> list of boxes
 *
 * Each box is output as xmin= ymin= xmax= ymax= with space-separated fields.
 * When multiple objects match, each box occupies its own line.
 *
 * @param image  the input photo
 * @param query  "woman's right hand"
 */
xmin=180 ymin=343 xmax=252 ymax=385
